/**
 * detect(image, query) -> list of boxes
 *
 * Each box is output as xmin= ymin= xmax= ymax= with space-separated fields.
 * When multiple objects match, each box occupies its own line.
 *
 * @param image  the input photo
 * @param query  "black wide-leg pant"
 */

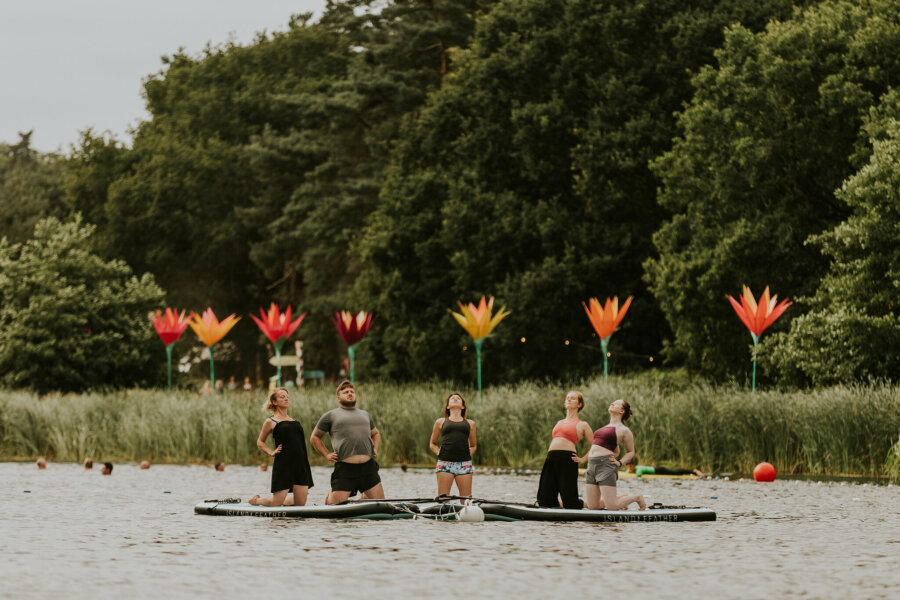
xmin=536 ymin=450 xmax=583 ymax=509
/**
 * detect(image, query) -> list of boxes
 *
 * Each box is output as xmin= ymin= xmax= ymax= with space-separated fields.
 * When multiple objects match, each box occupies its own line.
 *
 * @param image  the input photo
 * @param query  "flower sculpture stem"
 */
xmin=209 ymin=343 xmax=216 ymax=389
xmin=348 ymin=343 xmax=357 ymax=383
xmin=165 ymin=344 xmax=174 ymax=391
xmin=475 ymin=339 xmax=484 ymax=398
xmin=751 ymin=334 xmax=759 ymax=392
xmin=601 ymin=337 xmax=610 ymax=380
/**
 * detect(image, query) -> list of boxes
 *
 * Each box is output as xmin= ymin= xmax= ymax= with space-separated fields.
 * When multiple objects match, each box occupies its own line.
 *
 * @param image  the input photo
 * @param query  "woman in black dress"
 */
xmin=249 ymin=387 xmax=314 ymax=506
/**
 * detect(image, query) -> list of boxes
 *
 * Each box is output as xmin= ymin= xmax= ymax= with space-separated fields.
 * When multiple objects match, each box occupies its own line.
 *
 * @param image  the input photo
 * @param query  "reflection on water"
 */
xmin=1 ymin=463 xmax=898 ymax=599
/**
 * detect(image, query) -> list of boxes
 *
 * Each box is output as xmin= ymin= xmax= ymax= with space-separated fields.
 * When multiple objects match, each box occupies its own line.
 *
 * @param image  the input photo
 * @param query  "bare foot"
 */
xmin=637 ymin=494 xmax=647 ymax=510
xmin=693 ymin=469 xmax=705 ymax=478
xmin=249 ymin=495 xmax=260 ymax=505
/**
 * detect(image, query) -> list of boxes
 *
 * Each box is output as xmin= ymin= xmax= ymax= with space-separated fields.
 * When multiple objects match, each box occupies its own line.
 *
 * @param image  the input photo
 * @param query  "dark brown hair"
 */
xmin=620 ymin=399 xmax=632 ymax=422
xmin=336 ymin=380 xmax=354 ymax=395
xmin=443 ymin=392 xmax=467 ymax=418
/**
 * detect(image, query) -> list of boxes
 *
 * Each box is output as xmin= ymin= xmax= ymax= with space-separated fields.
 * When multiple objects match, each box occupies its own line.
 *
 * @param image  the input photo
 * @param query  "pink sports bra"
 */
xmin=551 ymin=419 xmax=579 ymax=445
xmin=592 ymin=425 xmax=618 ymax=452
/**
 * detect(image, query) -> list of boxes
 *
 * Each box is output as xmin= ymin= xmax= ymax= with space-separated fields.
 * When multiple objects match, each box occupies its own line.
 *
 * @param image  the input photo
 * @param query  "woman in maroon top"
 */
xmin=583 ymin=398 xmax=646 ymax=511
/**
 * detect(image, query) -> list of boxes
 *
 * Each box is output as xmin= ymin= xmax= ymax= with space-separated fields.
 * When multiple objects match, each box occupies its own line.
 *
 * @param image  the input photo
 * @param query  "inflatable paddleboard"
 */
xmin=195 ymin=498 xmax=715 ymax=522
xmin=577 ymin=469 xmax=699 ymax=479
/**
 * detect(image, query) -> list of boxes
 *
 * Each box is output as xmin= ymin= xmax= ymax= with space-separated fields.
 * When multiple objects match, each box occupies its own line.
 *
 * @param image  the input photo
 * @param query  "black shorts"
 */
xmin=331 ymin=459 xmax=381 ymax=496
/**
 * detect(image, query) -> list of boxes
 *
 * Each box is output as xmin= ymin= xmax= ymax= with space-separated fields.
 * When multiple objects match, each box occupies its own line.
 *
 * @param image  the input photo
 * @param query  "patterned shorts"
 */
xmin=435 ymin=460 xmax=474 ymax=476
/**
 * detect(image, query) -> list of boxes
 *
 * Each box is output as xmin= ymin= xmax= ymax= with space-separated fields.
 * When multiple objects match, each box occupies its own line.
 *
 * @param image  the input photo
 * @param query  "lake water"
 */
xmin=1 ymin=462 xmax=898 ymax=599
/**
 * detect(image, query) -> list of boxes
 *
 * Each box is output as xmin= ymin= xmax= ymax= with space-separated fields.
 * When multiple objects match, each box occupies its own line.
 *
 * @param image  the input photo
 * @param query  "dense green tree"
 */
xmin=64 ymin=16 xmax=349 ymax=377
xmin=0 ymin=131 xmax=67 ymax=243
xmin=763 ymin=101 xmax=900 ymax=385
xmin=0 ymin=216 xmax=165 ymax=393
xmin=243 ymin=0 xmax=493 ymax=374
xmin=357 ymin=0 xmax=803 ymax=382
xmin=647 ymin=0 xmax=900 ymax=380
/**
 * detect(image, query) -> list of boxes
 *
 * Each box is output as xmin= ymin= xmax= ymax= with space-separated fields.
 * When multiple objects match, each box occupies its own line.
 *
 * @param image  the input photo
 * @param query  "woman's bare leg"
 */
xmin=454 ymin=474 xmax=473 ymax=497
xmin=436 ymin=472 xmax=455 ymax=495
xmin=600 ymin=485 xmax=620 ymax=510
xmin=287 ymin=485 xmax=308 ymax=506
xmin=584 ymin=483 xmax=602 ymax=509
xmin=249 ymin=489 xmax=290 ymax=507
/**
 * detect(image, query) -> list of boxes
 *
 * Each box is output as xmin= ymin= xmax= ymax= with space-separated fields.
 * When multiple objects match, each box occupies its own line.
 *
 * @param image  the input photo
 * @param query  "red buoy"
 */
xmin=753 ymin=462 xmax=776 ymax=482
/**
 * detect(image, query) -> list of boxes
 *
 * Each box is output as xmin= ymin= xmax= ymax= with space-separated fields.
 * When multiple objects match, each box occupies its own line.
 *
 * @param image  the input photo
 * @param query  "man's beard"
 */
xmin=339 ymin=399 xmax=357 ymax=408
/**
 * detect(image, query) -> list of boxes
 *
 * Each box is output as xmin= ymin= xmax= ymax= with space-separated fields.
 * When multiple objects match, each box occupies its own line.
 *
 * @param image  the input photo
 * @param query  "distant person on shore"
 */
xmin=101 ymin=462 xmax=113 ymax=475
xmin=214 ymin=462 xmax=225 ymax=471
xmin=83 ymin=458 xmax=93 ymax=471
xmin=140 ymin=460 xmax=150 ymax=470
xmin=249 ymin=387 xmax=314 ymax=507
xmin=583 ymin=399 xmax=646 ymax=511
xmin=536 ymin=391 xmax=593 ymax=509
xmin=311 ymin=380 xmax=384 ymax=505
xmin=243 ymin=377 xmax=253 ymax=392
xmin=227 ymin=376 xmax=238 ymax=391
xmin=36 ymin=457 xmax=47 ymax=470
xmin=215 ymin=379 xmax=225 ymax=394
xmin=429 ymin=392 xmax=477 ymax=497
xmin=200 ymin=381 xmax=213 ymax=395
xmin=627 ymin=463 xmax=704 ymax=478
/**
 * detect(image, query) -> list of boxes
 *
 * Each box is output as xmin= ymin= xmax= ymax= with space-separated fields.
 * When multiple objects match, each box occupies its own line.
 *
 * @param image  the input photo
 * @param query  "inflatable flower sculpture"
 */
xmin=727 ymin=285 xmax=791 ymax=391
xmin=583 ymin=295 xmax=633 ymax=379
xmin=332 ymin=311 xmax=374 ymax=382
xmin=450 ymin=295 xmax=510 ymax=396
xmin=149 ymin=308 xmax=190 ymax=391
xmin=189 ymin=308 xmax=241 ymax=390
xmin=251 ymin=303 xmax=306 ymax=386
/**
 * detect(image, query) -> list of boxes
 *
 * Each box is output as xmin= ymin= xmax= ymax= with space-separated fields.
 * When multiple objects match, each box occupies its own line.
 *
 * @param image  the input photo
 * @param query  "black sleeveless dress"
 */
xmin=270 ymin=419 xmax=314 ymax=492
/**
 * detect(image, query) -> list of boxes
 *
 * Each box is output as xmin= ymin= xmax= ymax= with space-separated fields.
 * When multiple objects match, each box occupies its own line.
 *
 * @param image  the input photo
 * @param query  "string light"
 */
xmin=520 ymin=337 xmax=526 ymax=343
xmin=564 ymin=340 xmax=570 ymax=346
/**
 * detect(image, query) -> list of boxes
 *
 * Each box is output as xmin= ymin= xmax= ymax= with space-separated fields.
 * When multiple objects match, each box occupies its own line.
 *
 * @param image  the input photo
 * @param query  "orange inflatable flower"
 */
xmin=727 ymin=285 xmax=792 ymax=340
xmin=189 ymin=308 xmax=240 ymax=347
xmin=582 ymin=296 xmax=633 ymax=341
xmin=450 ymin=296 xmax=510 ymax=341
xmin=251 ymin=303 xmax=305 ymax=346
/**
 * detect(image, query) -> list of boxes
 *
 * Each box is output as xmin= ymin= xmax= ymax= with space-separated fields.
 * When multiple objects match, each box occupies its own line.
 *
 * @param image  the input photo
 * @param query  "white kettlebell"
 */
xmin=457 ymin=501 xmax=485 ymax=522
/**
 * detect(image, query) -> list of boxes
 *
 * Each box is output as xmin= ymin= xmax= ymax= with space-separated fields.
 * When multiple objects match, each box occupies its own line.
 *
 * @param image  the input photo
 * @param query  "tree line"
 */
xmin=1 ymin=0 xmax=898 ymax=393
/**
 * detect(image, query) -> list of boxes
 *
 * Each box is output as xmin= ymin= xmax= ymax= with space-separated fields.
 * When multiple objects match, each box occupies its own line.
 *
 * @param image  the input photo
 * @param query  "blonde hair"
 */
xmin=263 ymin=387 xmax=288 ymax=413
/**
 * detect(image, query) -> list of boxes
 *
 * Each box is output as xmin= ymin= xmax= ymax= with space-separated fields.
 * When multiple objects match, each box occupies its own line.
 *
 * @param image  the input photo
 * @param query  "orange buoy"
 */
xmin=753 ymin=462 xmax=776 ymax=482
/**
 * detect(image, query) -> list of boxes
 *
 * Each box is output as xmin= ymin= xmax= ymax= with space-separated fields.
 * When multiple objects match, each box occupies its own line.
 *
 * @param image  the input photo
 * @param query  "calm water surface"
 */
xmin=1 ymin=462 xmax=898 ymax=599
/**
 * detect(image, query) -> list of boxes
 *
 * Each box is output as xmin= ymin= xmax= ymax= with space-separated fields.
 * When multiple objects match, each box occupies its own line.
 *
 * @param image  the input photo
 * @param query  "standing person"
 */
xmin=429 ymin=392 xmax=477 ymax=497
xmin=310 ymin=380 xmax=384 ymax=505
xmin=583 ymin=399 xmax=646 ymax=511
xmin=536 ymin=391 xmax=593 ymax=509
xmin=249 ymin=387 xmax=314 ymax=507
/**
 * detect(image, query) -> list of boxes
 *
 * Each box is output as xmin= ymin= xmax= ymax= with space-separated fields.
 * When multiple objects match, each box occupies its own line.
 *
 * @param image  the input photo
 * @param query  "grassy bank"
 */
xmin=1 ymin=377 xmax=898 ymax=477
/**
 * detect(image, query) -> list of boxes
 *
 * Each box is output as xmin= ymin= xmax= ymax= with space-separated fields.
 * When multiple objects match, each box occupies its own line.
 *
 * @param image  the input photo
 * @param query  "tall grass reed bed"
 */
xmin=1 ymin=379 xmax=897 ymax=476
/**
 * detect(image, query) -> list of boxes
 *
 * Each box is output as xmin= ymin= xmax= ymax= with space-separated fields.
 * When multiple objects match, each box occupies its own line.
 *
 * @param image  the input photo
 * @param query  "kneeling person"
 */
xmin=311 ymin=380 xmax=385 ymax=504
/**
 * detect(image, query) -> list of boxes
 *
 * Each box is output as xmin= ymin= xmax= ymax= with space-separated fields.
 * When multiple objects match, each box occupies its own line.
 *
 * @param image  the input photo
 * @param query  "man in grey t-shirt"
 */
xmin=311 ymin=380 xmax=385 ymax=504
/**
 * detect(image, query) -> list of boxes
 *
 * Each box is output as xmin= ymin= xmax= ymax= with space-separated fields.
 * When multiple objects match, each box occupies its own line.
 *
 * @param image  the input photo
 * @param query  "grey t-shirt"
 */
xmin=314 ymin=407 xmax=376 ymax=460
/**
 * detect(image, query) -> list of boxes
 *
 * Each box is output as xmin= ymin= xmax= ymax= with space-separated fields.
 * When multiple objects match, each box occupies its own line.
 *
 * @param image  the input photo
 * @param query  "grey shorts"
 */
xmin=584 ymin=456 xmax=618 ymax=487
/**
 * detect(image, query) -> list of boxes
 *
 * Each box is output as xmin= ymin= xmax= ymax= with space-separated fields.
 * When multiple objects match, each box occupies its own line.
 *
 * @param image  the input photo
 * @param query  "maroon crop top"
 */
xmin=592 ymin=425 xmax=618 ymax=451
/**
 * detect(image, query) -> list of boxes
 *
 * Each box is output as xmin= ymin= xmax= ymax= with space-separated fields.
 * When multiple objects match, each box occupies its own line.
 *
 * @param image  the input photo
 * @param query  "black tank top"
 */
xmin=438 ymin=418 xmax=471 ymax=462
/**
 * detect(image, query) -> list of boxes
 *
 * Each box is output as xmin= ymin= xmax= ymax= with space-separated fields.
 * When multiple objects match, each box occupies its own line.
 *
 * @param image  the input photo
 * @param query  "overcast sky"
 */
xmin=1 ymin=1 xmax=325 ymax=153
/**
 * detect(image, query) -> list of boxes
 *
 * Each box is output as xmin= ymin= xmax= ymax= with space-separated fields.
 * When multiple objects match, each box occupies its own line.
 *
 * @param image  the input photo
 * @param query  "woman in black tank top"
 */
xmin=249 ymin=387 xmax=314 ymax=507
xmin=428 ymin=393 xmax=477 ymax=496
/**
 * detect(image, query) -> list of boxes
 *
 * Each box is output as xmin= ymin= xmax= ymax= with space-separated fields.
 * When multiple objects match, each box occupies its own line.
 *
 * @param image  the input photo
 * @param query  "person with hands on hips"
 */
xmin=310 ymin=380 xmax=385 ymax=505
xmin=583 ymin=398 xmax=646 ymax=510
xmin=249 ymin=387 xmax=313 ymax=506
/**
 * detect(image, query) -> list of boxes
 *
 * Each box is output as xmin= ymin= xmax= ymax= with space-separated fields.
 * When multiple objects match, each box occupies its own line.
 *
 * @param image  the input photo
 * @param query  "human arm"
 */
xmin=256 ymin=420 xmax=282 ymax=457
xmin=429 ymin=419 xmax=443 ymax=455
xmin=310 ymin=428 xmax=337 ymax=462
xmin=370 ymin=427 xmax=380 ymax=457
xmin=572 ymin=421 xmax=592 ymax=463
xmin=468 ymin=420 xmax=477 ymax=457
xmin=614 ymin=428 xmax=636 ymax=467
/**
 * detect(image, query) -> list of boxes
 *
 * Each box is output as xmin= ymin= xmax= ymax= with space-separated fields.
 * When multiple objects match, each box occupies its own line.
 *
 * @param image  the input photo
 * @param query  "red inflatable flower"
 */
xmin=250 ymin=303 xmax=306 ymax=346
xmin=149 ymin=308 xmax=190 ymax=346
xmin=332 ymin=311 xmax=374 ymax=346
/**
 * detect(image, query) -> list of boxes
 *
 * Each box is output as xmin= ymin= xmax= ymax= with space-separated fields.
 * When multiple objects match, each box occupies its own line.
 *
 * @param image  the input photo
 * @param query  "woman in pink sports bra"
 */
xmin=583 ymin=398 xmax=646 ymax=511
xmin=536 ymin=391 xmax=593 ymax=509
